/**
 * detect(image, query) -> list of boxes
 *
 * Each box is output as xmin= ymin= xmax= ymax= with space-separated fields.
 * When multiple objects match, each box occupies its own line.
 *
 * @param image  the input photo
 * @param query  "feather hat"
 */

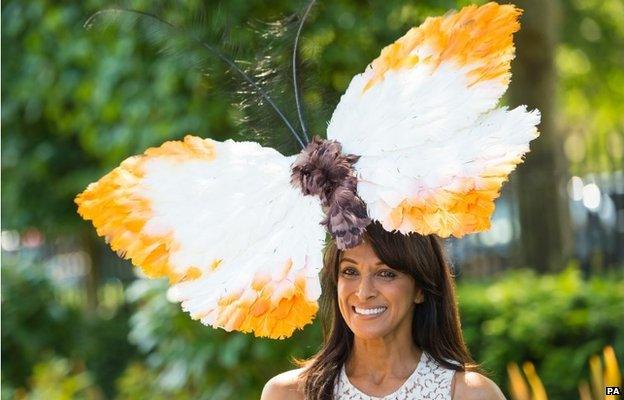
xmin=76 ymin=2 xmax=540 ymax=339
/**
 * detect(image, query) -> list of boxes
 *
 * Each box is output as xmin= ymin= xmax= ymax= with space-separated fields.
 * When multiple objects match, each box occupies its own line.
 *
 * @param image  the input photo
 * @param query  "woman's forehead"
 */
xmin=340 ymin=240 xmax=381 ymax=264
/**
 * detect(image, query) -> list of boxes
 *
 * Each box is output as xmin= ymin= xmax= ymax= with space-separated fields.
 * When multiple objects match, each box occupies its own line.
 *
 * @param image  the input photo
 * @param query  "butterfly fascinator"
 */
xmin=76 ymin=2 xmax=540 ymax=339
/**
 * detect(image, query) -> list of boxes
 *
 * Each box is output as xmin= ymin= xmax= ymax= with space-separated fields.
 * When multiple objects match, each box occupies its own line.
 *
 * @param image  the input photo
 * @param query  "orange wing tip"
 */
xmin=386 ymin=179 xmax=505 ymax=238
xmin=75 ymin=135 xmax=217 ymax=283
xmin=203 ymin=275 xmax=318 ymax=339
xmin=145 ymin=135 xmax=216 ymax=161
xmin=364 ymin=2 xmax=522 ymax=92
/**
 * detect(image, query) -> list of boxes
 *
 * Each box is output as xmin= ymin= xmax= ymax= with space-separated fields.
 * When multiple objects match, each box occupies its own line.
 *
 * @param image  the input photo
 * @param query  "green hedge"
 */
xmin=1 ymin=254 xmax=139 ymax=398
xmin=458 ymin=266 xmax=624 ymax=399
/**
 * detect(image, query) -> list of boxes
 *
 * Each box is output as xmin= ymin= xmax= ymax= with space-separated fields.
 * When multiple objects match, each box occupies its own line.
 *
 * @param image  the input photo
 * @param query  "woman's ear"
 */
xmin=414 ymin=288 xmax=424 ymax=304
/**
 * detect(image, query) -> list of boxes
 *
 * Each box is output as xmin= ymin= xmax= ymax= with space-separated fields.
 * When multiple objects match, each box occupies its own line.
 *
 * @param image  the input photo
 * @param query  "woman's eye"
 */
xmin=340 ymin=267 xmax=358 ymax=277
xmin=379 ymin=270 xmax=397 ymax=279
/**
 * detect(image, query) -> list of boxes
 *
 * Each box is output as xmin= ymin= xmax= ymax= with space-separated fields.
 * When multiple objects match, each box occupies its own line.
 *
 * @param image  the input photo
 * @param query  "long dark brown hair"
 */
xmin=298 ymin=221 xmax=477 ymax=399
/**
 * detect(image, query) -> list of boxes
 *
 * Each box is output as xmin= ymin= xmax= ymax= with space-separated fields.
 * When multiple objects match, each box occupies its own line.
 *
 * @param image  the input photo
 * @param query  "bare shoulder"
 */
xmin=452 ymin=371 xmax=506 ymax=400
xmin=260 ymin=368 xmax=306 ymax=400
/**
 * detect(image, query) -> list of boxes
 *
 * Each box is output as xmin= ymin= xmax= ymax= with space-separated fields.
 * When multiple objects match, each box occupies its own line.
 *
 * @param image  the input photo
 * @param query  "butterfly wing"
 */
xmin=76 ymin=135 xmax=325 ymax=338
xmin=327 ymin=3 xmax=540 ymax=237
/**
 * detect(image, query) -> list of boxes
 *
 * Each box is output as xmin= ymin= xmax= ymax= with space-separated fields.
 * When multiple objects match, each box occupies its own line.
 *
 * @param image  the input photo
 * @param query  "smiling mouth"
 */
xmin=352 ymin=306 xmax=387 ymax=316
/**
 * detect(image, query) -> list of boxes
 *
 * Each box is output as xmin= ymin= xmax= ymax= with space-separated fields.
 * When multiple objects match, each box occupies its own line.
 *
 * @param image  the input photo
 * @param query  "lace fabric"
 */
xmin=333 ymin=352 xmax=455 ymax=400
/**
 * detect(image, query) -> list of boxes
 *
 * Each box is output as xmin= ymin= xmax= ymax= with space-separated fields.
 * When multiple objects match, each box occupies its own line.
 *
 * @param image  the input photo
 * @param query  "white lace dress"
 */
xmin=333 ymin=352 xmax=456 ymax=400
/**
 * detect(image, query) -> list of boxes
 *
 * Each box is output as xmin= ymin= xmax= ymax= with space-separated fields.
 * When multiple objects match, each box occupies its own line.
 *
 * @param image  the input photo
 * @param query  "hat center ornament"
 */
xmin=291 ymin=137 xmax=370 ymax=250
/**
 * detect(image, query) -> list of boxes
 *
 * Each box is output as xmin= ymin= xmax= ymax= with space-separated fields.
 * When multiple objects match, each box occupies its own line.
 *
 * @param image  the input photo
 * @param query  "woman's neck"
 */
xmin=346 ymin=333 xmax=421 ymax=382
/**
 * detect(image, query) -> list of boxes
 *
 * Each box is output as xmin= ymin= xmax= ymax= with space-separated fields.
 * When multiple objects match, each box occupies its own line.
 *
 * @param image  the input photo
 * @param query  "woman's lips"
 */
xmin=352 ymin=306 xmax=387 ymax=317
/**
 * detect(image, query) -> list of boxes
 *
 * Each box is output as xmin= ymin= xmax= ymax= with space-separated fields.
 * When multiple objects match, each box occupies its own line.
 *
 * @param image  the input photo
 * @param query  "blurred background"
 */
xmin=1 ymin=0 xmax=623 ymax=399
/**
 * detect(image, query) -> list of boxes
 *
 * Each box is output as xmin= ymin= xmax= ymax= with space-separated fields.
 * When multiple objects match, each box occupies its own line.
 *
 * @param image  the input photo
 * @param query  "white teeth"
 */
xmin=354 ymin=306 xmax=387 ymax=315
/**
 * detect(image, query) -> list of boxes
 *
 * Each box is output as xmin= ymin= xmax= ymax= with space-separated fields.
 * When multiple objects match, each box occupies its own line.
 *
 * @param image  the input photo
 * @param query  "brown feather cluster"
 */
xmin=291 ymin=137 xmax=370 ymax=249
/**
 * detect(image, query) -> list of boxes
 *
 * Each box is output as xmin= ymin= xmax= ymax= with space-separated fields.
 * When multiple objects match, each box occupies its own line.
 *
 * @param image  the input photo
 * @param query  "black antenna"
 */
xmin=292 ymin=0 xmax=316 ymax=144
xmin=85 ymin=8 xmax=306 ymax=150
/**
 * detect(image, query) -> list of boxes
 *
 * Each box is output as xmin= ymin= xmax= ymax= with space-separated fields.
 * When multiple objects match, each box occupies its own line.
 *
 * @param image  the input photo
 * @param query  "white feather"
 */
xmin=327 ymin=62 xmax=540 ymax=234
xmin=138 ymin=140 xmax=324 ymax=333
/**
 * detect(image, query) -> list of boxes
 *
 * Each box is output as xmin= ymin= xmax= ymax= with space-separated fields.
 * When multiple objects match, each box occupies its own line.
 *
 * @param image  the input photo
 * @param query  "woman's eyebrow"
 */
xmin=339 ymin=257 xmax=386 ymax=266
xmin=339 ymin=257 xmax=358 ymax=265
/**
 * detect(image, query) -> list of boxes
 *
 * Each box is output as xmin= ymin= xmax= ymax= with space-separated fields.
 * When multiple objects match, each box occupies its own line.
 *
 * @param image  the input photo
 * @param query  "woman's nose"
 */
xmin=355 ymin=275 xmax=377 ymax=300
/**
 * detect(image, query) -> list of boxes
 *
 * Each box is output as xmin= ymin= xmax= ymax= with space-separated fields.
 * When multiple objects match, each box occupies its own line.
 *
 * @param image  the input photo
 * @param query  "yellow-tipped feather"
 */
xmin=77 ymin=136 xmax=325 ymax=339
xmin=328 ymin=2 xmax=539 ymax=240
xmin=364 ymin=2 xmax=521 ymax=91
xmin=211 ymin=267 xmax=318 ymax=339
xmin=75 ymin=135 xmax=216 ymax=283
xmin=387 ymin=185 xmax=500 ymax=237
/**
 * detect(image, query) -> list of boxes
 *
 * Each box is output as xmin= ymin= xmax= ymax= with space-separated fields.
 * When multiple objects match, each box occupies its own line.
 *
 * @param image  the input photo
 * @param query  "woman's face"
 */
xmin=337 ymin=240 xmax=423 ymax=340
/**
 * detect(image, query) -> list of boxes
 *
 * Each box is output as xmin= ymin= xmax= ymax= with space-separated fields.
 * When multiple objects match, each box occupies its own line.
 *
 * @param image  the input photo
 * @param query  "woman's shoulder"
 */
xmin=260 ymin=367 xmax=306 ymax=400
xmin=451 ymin=371 xmax=506 ymax=400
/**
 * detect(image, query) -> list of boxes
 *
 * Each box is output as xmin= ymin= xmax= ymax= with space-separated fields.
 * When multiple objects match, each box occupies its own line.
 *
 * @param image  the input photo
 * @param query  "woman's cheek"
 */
xmin=336 ymin=279 xmax=353 ymax=316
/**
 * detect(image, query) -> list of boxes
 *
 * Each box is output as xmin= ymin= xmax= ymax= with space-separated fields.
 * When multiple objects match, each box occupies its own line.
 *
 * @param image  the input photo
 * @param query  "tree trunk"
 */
xmin=82 ymin=228 xmax=101 ymax=310
xmin=508 ymin=0 xmax=572 ymax=271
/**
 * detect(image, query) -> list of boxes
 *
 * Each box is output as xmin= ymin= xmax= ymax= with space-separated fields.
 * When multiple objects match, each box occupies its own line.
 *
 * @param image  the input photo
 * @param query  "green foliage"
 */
xmin=1 ymin=253 xmax=139 ymax=397
xmin=558 ymin=0 xmax=624 ymax=173
xmin=1 ymin=253 xmax=84 ymax=388
xmin=1 ymin=0 xmax=233 ymax=233
xmin=117 ymin=279 xmax=323 ymax=399
xmin=458 ymin=266 xmax=624 ymax=399
xmin=115 ymin=363 xmax=189 ymax=400
xmin=10 ymin=357 xmax=103 ymax=400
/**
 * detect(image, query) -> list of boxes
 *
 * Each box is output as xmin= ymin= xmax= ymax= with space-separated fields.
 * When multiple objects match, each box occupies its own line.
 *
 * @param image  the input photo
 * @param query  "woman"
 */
xmin=261 ymin=222 xmax=505 ymax=399
xmin=76 ymin=3 xmax=535 ymax=399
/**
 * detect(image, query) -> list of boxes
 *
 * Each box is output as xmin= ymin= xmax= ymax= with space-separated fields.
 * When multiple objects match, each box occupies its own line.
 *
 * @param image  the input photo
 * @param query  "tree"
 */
xmin=508 ymin=0 xmax=572 ymax=271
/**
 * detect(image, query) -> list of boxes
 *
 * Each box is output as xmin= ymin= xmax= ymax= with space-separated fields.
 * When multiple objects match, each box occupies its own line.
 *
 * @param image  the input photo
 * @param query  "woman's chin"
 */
xmin=348 ymin=319 xmax=393 ymax=340
xmin=351 ymin=326 xmax=392 ymax=340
